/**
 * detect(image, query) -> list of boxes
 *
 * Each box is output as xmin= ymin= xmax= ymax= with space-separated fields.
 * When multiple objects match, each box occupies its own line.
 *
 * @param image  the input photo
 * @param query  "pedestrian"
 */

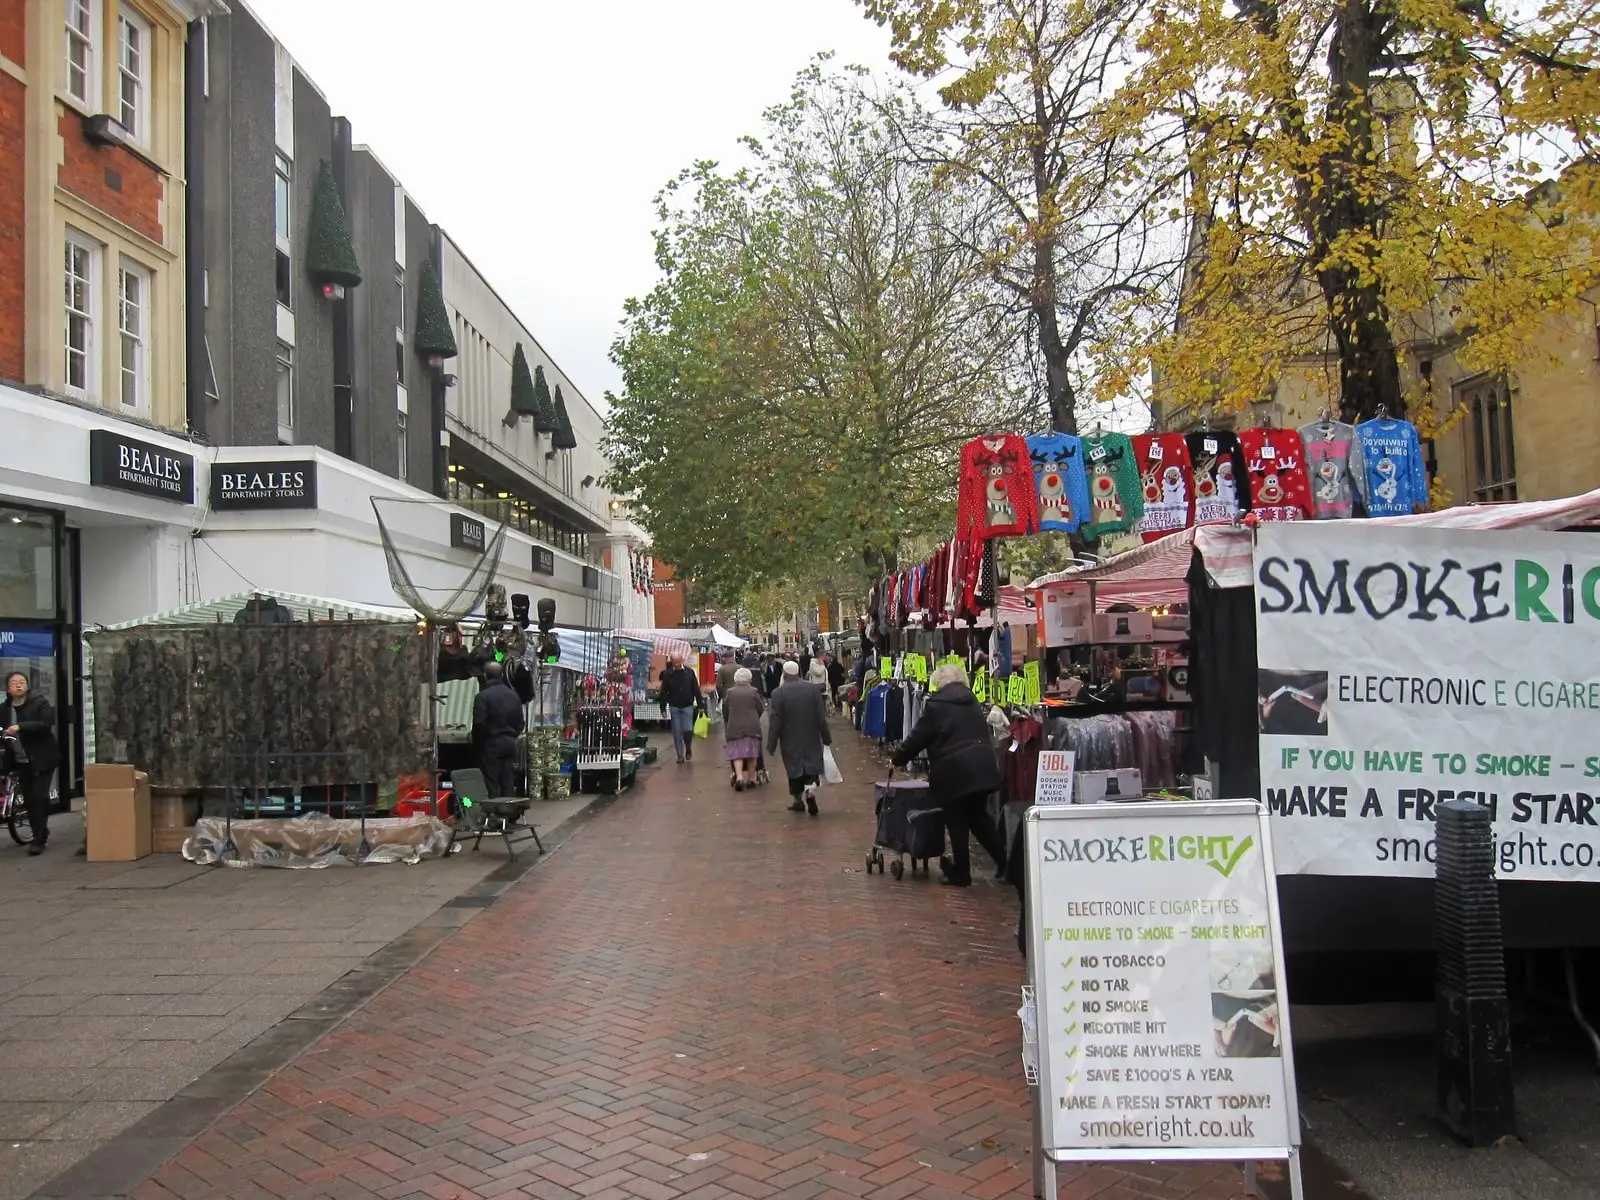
xmin=2 ymin=671 xmax=57 ymax=855
xmin=890 ymin=663 xmax=1004 ymax=886
xmin=716 ymin=652 xmax=739 ymax=704
xmin=766 ymin=660 xmax=831 ymax=815
xmin=826 ymin=654 xmax=847 ymax=713
xmin=807 ymin=655 xmax=829 ymax=692
xmin=472 ymin=660 xmax=525 ymax=798
xmin=660 ymin=653 xmax=705 ymax=764
xmin=763 ymin=654 xmax=784 ymax=696
xmin=798 ymin=647 xmax=812 ymax=680
xmin=722 ymin=667 xmax=765 ymax=791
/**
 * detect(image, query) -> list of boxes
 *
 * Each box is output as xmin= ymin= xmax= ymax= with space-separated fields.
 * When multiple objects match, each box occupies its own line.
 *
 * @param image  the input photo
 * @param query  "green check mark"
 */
xmin=1063 ymin=956 xmax=1076 ymax=969
xmin=1064 ymin=1044 xmax=1079 ymax=1058
xmin=1062 ymin=980 xmax=1076 ymax=993
xmin=1062 ymin=1001 xmax=1077 ymax=1014
xmin=1207 ymin=835 xmax=1255 ymax=879
xmin=1064 ymin=1021 xmax=1079 ymax=1035
xmin=1064 ymin=1070 xmax=1079 ymax=1083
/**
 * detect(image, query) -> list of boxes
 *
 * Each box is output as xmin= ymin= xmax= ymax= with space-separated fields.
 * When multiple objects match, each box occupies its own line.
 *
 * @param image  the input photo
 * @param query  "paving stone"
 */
xmin=101 ymin=731 xmax=1250 ymax=1200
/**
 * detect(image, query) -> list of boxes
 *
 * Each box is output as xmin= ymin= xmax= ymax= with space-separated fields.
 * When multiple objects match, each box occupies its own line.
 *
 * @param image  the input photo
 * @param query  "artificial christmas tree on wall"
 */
xmin=306 ymin=160 xmax=362 ymax=298
xmin=551 ymin=383 xmax=578 ymax=450
xmin=414 ymin=261 xmax=457 ymax=366
xmin=531 ymin=364 xmax=558 ymax=434
xmin=507 ymin=343 xmax=538 ymax=427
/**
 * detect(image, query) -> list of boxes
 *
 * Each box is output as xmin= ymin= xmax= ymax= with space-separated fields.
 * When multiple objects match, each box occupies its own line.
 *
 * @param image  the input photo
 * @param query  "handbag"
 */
xmin=693 ymin=713 xmax=711 ymax=739
xmin=821 ymin=745 xmax=843 ymax=785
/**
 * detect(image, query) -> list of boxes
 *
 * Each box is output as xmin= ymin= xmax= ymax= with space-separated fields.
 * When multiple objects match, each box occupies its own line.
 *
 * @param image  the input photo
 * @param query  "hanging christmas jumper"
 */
xmin=1238 ymin=427 xmax=1312 ymax=521
xmin=1079 ymin=433 xmax=1144 ymax=537
xmin=1184 ymin=430 xmax=1250 ymax=525
xmin=956 ymin=435 xmax=1039 ymax=541
xmin=1297 ymin=420 xmax=1366 ymax=519
xmin=1132 ymin=432 xmax=1194 ymax=541
xmin=1355 ymin=418 xmax=1427 ymax=516
xmin=1025 ymin=433 xmax=1091 ymax=533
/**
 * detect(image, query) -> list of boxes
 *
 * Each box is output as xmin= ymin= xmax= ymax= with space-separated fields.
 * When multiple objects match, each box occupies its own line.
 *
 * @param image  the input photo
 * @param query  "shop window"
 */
xmin=65 ymin=0 xmax=99 ymax=107
xmin=117 ymin=7 xmax=151 ymax=143
xmin=394 ymin=267 xmax=406 ymax=385
xmin=118 ymin=260 xmax=149 ymax=413
xmin=1463 ymin=376 xmax=1517 ymax=502
xmin=0 ymin=509 xmax=56 ymax=621
xmin=64 ymin=230 xmax=99 ymax=398
xmin=275 ymin=342 xmax=294 ymax=443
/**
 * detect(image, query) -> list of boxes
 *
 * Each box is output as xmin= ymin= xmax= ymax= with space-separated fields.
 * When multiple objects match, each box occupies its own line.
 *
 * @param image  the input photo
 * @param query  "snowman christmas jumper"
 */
xmin=1238 ymin=427 xmax=1312 ymax=521
xmin=1355 ymin=418 xmax=1428 ymax=516
xmin=1297 ymin=420 xmax=1366 ymax=519
xmin=1132 ymin=432 xmax=1194 ymax=541
xmin=1026 ymin=433 xmax=1091 ymax=533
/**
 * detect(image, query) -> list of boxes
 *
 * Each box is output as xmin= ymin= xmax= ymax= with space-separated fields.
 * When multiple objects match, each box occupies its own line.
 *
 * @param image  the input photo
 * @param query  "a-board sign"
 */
xmin=1034 ymin=750 xmax=1076 ymax=806
xmin=1255 ymin=523 xmax=1600 ymax=880
xmin=1025 ymin=800 xmax=1301 ymax=1173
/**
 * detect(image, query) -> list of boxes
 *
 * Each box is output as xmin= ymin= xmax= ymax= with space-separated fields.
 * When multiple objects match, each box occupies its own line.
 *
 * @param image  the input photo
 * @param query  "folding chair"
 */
xmin=446 ymin=767 xmax=543 ymax=861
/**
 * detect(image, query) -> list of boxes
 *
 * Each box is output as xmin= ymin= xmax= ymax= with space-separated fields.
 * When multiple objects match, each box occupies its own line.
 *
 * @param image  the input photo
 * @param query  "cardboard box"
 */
xmin=1038 ymin=585 xmax=1093 ymax=648
xmin=86 ymin=774 xmax=151 ymax=861
xmin=84 ymin=762 xmax=138 ymax=790
xmin=1092 ymin=612 xmax=1154 ymax=643
xmin=1074 ymin=768 xmax=1143 ymax=804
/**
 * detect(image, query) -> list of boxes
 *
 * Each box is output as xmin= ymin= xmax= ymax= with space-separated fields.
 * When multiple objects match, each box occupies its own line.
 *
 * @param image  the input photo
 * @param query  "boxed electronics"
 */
xmin=1037 ymin=584 xmax=1093 ymax=648
xmin=1075 ymin=768 xmax=1143 ymax=804
xmin=1092 ymin=612 xmax=1154 ymax=643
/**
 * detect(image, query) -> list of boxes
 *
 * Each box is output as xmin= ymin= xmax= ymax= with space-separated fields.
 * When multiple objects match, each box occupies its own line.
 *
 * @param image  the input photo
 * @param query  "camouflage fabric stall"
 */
xmin=89 ymin=622 xmax=430 ymax=790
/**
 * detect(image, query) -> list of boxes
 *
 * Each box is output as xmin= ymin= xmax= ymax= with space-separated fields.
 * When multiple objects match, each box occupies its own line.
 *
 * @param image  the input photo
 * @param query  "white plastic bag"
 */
xmin=821 ymin=745 xmax=843 ymax=785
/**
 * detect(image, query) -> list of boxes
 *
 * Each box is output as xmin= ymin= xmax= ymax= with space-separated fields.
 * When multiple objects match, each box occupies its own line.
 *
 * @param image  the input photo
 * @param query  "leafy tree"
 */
xmin=605 ymin=61 xmax=1031 ymax=607
xmin=862 ymin=0 xmax=1600 ymax=423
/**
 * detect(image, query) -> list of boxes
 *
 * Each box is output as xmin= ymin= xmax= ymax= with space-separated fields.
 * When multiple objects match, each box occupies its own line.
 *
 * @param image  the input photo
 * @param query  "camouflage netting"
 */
xmin=90 ymin=622 xmax=430 ymax=789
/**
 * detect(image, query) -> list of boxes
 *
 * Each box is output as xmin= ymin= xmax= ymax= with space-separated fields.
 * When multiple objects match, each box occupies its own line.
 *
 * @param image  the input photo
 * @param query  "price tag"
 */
xmin=879 ymin=657 xmax=893 ymax=679
xmin=1007 ymin=675 xmax=1026 ymax=704
xmin=973 ymin=667 xmax=988 ymax=701
xmin=1204 ymin=437 xmax=1218 ymax=455
xmin=1261 ymin=443 xmax=1276 ymax=459
xmin=908 ymin=655 xmax=927 ymax=683
xmin=1089 ymin=443 xmax=1108 ymax=462
xmin=1148 ymin=442 xmax=1164 ymax=460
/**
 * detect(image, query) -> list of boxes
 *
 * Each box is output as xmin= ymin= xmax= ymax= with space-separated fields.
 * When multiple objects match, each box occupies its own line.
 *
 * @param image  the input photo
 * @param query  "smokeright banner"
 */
xmin=1254 ymin=523 xmax=1600 ymax=881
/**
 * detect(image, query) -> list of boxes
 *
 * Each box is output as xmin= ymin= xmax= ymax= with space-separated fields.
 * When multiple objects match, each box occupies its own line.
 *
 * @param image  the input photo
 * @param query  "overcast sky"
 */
xmin=246 ymin=0 xmax=897 ymax=409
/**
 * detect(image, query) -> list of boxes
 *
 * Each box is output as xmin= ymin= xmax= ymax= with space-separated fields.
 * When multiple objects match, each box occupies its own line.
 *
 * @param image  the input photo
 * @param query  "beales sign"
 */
xmin=210 ymin=459 xmax=318 ymax=510
xmin=89 ymin=429 xmax=195 ymax=504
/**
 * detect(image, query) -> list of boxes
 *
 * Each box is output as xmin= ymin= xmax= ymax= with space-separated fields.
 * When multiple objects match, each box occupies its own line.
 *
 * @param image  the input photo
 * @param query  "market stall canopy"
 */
xmin=710 ymin=623 xmax=747 ymax=648
xmin=94 ymin=589 xmax=414 ymax=631
xmin=1026 ymin=486 xmax=1600 ymax=601
xmin=614 ymin=627 xmax=702 ymax=658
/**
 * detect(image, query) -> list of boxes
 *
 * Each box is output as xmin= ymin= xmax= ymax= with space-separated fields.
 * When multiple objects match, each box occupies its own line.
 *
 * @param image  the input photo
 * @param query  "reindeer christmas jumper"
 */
xmin=1026 ymin=433 xmax=1091 ymax=533
xmin=1184 ymin=430 xmax=1250 ymax=525
xmin=956 ymin=435 xmax=1040 ymax=541
xmin=1132 ymin=432 xmax=1193 ymax=542
xmin=1079 ymin=432 xmax=1144 ymax=538
xmin=1238 ymin=427 xmax=1312 ymax=521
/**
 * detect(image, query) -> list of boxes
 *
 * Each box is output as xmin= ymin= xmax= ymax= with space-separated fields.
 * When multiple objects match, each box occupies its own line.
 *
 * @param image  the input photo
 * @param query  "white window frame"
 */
xmin=116 ymin=6 xmax=151 ymax=144
xmin=395 ymin=266 xmax=406 ymax=386
xmin=64 ymin=228 xmax=100 ymax=400
xmin=275 ymin=341 xmax=295 ymax=443
xmin=396 ymin=406 xmax=409 ymax=483
xmin=117 ymin=258 xmax=151 ymax=413
xmin=274 ymin=153 xmax=292 ymax=252
xmin=65 ymin=0 xmax=100 ymax=108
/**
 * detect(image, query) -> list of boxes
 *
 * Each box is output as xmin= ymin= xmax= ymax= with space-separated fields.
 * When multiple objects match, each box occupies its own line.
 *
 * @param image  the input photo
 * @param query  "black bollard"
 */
xmin=1435 ymin=799 xmax=1514 ymax=1145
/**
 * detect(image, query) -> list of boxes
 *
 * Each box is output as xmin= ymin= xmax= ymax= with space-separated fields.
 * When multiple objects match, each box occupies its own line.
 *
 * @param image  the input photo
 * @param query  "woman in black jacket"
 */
xmin=891 ymin=663 xmax=1003 ymax=886
xmin=3 ymin=671 xmax=58 ymax=854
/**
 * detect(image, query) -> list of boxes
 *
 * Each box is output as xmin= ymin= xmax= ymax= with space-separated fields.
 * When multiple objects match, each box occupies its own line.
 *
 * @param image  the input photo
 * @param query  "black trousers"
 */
xmin=21 ymin=767 xmax=52 ymax=845
xmin=479 ymin=740 xmax=518 ymax=799
xmin=942 ymin=790 xmax=1005 ymax=884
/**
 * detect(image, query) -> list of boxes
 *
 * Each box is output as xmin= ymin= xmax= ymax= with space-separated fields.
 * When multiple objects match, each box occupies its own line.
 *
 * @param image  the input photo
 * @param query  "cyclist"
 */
xmin=3 ymin=671 xmax=57 ymax=855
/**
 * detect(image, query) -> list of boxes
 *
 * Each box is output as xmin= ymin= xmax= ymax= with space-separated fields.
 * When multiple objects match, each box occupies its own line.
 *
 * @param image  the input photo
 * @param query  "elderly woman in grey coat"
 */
xmin=722 ymin=667 xmax=765 ymax=791
xmin=766 ymin=659 xmax=832 ymax=815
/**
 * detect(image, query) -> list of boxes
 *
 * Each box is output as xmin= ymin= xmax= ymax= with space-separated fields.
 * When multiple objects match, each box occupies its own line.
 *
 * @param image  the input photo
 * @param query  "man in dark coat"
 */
xmin=892 ymin=664 xmax=1003 ymax=886
xmin=660 ymin=654 xmax=704 ymax=764
xmin=2 ymin=671 xmax=57 ymax=854
xmin=766 ymin=660 xmax=832 ymax=815
xmin=472 ymin=661 xmax=525 ymax=798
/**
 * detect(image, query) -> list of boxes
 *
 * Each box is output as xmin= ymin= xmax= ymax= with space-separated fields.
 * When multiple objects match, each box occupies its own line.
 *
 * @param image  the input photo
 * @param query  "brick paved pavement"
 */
xmin=116 ymin=727 xmax=1254 ymax=1200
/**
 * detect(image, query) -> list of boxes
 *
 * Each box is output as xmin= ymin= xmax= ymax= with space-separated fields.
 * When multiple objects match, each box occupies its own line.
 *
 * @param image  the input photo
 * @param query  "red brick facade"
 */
xmin=57 ymin=111 xmax=165 ymax=245
xmin=0 ymin=72 xmax=23 ymax=382
xmin=653 ymin=561 xmax=687 ymax=627
xmin=0 ymin=0 xmax=23 ymax=68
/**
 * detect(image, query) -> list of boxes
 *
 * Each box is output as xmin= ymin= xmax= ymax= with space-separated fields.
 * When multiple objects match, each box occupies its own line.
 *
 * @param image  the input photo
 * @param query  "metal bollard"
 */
xmin=1434 ymin=799 xmax=1514 ymax=1145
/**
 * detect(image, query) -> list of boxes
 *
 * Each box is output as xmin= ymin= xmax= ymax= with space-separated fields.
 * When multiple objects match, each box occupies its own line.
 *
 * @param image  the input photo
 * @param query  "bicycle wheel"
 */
xmin=6 ymin=803 xmax=31 ymax=845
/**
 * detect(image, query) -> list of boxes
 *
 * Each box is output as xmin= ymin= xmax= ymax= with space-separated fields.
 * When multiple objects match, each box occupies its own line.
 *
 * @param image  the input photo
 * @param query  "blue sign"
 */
xmin=0 ymin=627 xmax=55 ymax=659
